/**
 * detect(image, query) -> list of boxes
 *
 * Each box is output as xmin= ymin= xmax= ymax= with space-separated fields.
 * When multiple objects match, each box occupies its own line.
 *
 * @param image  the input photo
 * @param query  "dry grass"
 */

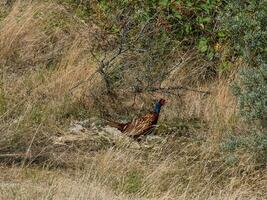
xmin=0 ymin=1 xmax=266 ymax=200
xmin=0 ymin=150 xmax=265 ymax=200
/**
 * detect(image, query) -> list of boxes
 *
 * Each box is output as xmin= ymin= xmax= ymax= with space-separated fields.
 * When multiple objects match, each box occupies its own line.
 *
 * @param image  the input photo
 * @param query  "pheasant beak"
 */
xmin=159 ymin=99 xmax=166 ymax=105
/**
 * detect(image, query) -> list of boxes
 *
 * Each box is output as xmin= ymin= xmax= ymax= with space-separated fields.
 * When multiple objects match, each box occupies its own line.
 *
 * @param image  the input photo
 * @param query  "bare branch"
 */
xmin=128 ymin=85 xmax=210 ymax=95
xmin=147 ymin=86 xmax=211 ymax=95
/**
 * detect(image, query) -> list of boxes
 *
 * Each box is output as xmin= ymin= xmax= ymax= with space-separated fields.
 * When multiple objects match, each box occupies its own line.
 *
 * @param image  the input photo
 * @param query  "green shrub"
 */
xmin=220 ymin=0 xmax=267 ymax=124
xmin=220 ymin=0 xmax=266 ymax=66
xmin=232 ymin=66 xmax=267 ymax=123
xmin=221 ymin=130 xmax=267 ymax=166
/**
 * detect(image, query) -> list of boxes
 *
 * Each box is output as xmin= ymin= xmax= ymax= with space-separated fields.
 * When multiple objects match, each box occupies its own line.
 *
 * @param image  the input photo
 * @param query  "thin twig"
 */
xmin=147 ymin=86 xmax=211 ymax=95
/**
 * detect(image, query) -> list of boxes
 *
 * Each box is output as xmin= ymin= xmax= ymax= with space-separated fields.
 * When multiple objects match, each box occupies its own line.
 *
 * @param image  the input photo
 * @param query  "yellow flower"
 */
xmin=214 ymin=43 xmax=222 ymax=51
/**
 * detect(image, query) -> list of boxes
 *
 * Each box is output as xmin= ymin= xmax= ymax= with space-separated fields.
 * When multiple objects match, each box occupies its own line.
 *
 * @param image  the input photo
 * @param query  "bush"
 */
xmin=232 ymin=66 xmax=267 ymax=123
xmin=221 ymin=129 xmax=267 ymax=166
xmin=220 ymin=0 xmax=267 ymax=124
xmin=220 ymin=1 xmax=266 ymax=66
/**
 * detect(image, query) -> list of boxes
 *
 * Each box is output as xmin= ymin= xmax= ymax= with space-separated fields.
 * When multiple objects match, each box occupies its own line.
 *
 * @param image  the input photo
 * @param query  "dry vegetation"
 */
xmin=0 ymin=1 xmax=266 ymax=200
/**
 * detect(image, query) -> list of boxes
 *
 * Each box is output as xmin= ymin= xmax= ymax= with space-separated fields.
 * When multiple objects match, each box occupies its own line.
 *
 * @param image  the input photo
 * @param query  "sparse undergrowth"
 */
xmin=0 ymin=1 xmax=266 ymax=200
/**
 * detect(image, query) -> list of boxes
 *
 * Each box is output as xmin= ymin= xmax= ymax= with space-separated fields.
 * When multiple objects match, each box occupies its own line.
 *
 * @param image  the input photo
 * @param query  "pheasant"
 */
xmin=108 ymin=99 xmax=166 ymax=138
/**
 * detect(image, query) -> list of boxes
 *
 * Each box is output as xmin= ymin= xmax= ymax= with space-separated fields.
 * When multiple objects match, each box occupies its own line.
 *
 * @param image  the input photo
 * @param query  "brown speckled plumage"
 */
xmin=108 ymin=99 xmax=166 ymax=138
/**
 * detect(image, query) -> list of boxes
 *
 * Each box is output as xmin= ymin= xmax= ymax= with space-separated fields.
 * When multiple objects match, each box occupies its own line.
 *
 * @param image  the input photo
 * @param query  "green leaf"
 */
xmin=198 ymin=17 xmax=212 ymax=24
xmin=207 ymin=51 xmax=214 ymax=60
xmin=174 ymin=11 xmax=182 ymax=20
xmin=159 ymin=0 xmax=169 ymax=7
xmin=217 ymin=31 xmax=227 ymax=38
xmin=98 ymin=0 xmax=111 ymax=12
xmin=198 ymin=38 xmax=209 ymax=53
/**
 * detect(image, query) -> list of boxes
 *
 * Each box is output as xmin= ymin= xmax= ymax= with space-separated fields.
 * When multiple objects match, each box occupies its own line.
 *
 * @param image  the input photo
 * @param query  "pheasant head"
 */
xmin=154 ymin=98 xmax=166 ymax=114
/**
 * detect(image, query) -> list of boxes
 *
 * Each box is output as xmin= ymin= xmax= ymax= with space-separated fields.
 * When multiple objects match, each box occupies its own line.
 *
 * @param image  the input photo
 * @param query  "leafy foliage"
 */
xmin=220 ymin=0 xmax=266 ymax=66
xmin=220 ymin=0 xmax=267 ymax=124
xmin=221 ymin=129 xmax=267 ymax=166
xmin=232 ymin=66 xmax=267 ymax=123
xmin=58 ymin=0 xmax=224 ymax=56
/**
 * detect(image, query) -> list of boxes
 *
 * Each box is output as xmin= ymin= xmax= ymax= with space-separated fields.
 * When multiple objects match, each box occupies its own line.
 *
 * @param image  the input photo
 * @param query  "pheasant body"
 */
xmin=108 ymin=99 xmax=166 ymax=138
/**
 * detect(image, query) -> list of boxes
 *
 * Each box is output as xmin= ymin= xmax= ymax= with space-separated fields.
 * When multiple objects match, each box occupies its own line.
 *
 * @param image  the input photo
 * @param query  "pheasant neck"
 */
xmin=154 ymin=102 xmax=161 ymax=114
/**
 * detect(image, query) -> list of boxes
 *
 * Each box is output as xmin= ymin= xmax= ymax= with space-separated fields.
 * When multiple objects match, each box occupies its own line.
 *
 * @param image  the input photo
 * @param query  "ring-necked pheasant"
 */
xmin=108 ymin=99 xmax=166 ymax=138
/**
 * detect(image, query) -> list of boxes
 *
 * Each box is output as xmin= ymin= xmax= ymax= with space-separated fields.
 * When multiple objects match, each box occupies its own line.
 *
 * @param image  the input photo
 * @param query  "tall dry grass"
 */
xmin=0 ymin=148 xmax=265 ymax=200
xmin=0 ymin=0 xmax=97 ymax=164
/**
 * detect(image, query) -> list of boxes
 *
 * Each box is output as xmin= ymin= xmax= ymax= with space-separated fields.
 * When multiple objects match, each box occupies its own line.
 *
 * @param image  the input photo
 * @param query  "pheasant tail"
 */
xmin=107 ymin=120 xmax=128 ymax=132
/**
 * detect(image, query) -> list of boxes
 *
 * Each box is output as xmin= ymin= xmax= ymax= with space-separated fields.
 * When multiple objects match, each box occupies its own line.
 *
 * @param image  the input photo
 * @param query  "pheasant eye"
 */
xmin=160 ymin=99 xmax=166 ymax=105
